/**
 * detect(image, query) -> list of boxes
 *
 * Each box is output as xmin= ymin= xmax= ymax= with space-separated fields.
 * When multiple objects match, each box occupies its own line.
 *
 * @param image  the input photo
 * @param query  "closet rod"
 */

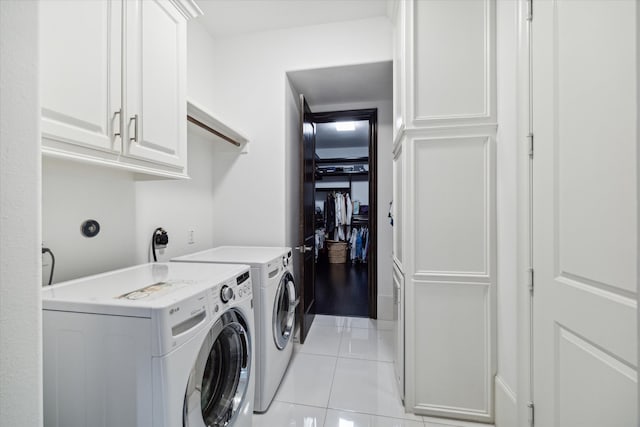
xmin=187 ymin=115 xmax=241 ymax=147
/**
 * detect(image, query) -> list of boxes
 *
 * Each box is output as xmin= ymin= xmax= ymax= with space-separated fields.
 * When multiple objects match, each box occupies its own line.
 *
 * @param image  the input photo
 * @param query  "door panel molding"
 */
xmin=407 ymin=0 xmax=496 ymax=127
xmin=411 ymin=280 xmax=493 ymax=421
xmin=411 ymin=135 xmax=494 ymax=278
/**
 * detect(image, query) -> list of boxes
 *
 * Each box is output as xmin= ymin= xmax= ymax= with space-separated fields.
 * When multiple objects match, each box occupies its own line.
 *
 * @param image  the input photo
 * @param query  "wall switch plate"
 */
xmin=188 ymin=228 xmax=195 ymax=244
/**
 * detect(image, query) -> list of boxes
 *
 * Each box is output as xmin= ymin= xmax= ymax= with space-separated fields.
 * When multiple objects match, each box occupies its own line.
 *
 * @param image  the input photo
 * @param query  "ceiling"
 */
xmin=195 ymin=0 xmax=391 ymax=39
xmin=316 ymin=120 xmax=369 ymax=150
xmin=287 ymin=61 xmax=393 ymax=107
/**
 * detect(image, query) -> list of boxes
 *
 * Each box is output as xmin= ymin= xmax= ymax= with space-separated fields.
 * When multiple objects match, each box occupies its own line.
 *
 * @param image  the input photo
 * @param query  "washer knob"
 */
xmin=220 ymin=285 xmax=234 ymax=303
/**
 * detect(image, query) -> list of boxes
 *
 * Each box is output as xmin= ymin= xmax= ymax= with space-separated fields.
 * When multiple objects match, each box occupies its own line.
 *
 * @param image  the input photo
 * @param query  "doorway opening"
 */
xmin=312 ymin=109 xmax=377 ymax=318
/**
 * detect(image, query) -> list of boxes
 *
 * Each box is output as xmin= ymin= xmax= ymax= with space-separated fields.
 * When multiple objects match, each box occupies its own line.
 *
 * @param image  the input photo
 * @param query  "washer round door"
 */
xmin=273 ymin=271 xmax=299 ymax=350
xmin=183 ymin=309 xmax=251 ymax=427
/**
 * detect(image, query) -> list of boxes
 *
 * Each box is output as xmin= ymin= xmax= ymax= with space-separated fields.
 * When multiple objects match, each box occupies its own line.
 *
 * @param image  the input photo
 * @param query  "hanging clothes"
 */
xmin=362 ymin=227 xmax=369 ymax=262
xmin=345 ymin=193 xmax=353 ymax=241
xmin=326 ymin=193 xmax=336 ymax=234
xmin=350 ymin=229 xmax=357 ymax=261
xmin=315 ymin=228 xmax=325 ymax=260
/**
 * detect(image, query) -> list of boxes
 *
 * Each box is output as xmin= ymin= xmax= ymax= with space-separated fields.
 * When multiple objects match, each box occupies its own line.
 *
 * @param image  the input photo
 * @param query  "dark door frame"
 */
xmin=311 ymin=108 xmax=378 ymax=319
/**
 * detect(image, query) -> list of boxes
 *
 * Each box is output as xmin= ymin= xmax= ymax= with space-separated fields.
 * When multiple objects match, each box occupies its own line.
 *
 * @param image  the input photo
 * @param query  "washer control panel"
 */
xmin=235 ymin=270 xmax=252 ymax=299
xmin=209 ymin=269 xmax=252 ymax=315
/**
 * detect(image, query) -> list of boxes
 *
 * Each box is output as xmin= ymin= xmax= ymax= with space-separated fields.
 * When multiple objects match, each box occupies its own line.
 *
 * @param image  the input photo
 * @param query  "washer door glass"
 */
xmin=184 ymin=309 xmax=251 ymax=427
xmin=273 ymin=272 xmax=298 ymax=350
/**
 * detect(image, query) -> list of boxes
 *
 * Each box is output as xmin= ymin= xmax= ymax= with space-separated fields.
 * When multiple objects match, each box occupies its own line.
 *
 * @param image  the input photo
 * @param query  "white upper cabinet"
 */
xmin=124 ymin=0 xmax=187 ymax=169
xmin=40 ymin=0 xmax=201 ymax=178
xmin=41 ymin=0 xmax=122 ymax=154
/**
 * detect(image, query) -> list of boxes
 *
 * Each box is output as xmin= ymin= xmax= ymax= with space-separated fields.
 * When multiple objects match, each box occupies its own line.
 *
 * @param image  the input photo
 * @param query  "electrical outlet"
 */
xmin=188 ymin=228 xmax=195 ymax=245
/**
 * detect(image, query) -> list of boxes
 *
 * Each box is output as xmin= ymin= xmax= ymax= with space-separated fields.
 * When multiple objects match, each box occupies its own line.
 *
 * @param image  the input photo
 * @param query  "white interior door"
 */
xmin=532 ymin=1 xmax=638 ymax=426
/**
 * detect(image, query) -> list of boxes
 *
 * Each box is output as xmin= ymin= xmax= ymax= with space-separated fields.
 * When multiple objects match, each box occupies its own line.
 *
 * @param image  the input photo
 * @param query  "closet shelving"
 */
xmin=315 ymin=156 xmax=369 ymax=178
xmin=315 ymin=156 xmax=369 ymax=196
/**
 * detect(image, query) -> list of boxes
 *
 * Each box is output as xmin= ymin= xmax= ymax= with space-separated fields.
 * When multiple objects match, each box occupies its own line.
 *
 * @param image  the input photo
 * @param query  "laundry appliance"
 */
xmin=172 ymin=246 xmax=297 ymax=412
xmin=42 ymin=262 xmax=255 ymax=427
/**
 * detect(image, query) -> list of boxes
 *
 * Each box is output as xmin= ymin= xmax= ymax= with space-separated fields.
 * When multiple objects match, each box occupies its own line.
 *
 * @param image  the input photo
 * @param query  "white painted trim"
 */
xmin=42 ymin=147 xmax=190 ymax=180
xmin=637 ymin=0 xmax=640 ymax=411
xmin=168 ymin=0 xmax=203 ymax=20
xmin=387 ymin=0 xmax=399 ymax=22
xmin=495 ymin=375 xmax=518 ymax=427
xmin=515 ymin=0 xmax=532 ymax=425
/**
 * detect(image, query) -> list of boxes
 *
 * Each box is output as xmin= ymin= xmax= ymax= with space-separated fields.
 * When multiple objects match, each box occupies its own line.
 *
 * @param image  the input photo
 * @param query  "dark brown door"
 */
xmin=297 ymin=94 xmax=316 ymax=344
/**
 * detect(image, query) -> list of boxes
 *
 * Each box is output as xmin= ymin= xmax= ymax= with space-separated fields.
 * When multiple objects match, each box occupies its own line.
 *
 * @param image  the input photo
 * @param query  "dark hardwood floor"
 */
xmin=314 ymin=253 xmax=369 ymax=317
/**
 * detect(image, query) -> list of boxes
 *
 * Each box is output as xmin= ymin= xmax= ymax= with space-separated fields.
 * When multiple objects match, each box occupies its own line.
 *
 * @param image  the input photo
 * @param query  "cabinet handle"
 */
xmin=129 ymin=114 xmax=139 ymax=143
xmin=113 ymin=109 xmax=122 ymax=138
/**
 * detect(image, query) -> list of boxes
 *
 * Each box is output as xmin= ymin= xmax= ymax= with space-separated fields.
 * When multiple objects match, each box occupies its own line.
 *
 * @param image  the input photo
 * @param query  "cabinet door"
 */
xmin=392 ymin=261 xmax=405 ymax=399
xmin=392 ymin=0 xmax=406 ymax=140
xmin=392 ymin=142 xmax=403 ymax=266
xmin=124 ymin=0 xmax=187 ymax=170
xmin=40 ymin=0 xmax=122 ymax=153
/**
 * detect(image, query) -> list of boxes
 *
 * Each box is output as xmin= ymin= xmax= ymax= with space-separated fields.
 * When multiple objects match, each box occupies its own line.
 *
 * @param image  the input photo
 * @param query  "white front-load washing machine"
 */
xmin=172 ymin=246 xmax=297 ymax=412
xmin=42 ymin=262 xmax=255 ymax=427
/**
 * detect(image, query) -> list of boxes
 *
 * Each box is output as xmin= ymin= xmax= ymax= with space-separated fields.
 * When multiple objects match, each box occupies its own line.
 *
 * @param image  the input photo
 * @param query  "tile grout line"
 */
xmin=327 ymin=320 xmax=399 ymax=422
xmin=321 ymin=321 xmax=345 ymax=427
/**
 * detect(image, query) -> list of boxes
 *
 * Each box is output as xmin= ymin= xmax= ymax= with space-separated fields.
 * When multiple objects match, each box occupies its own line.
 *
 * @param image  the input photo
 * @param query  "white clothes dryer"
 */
xmin=172 ymin=246 xmax=297 ymax=412
xmin=42 ymin=262 xmax=255 ymax=427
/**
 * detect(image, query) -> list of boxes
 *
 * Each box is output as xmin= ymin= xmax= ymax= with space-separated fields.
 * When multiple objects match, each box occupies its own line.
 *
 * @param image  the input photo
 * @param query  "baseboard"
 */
xmin=495 ymin=375 xmax=517 ymax=427
xmin=377 ymin=294 xmax=394 ymax=320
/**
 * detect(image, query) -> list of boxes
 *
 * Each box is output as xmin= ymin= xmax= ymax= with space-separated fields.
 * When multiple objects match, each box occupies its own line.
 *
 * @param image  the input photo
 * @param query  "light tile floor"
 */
xmin=253 ymin=314 xmax=494 ymax=427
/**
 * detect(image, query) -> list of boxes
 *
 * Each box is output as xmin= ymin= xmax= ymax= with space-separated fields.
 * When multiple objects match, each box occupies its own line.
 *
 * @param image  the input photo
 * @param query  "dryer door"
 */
xmin=184 ymin=309 xmax=251 ymax=427
xmin=273 ymin=271 xmax=299 ymax=350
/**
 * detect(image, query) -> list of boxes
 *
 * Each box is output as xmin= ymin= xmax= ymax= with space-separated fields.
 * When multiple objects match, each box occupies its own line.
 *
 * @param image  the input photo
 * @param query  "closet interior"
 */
xmin=313 ymin=112 xmax=375 ymax=317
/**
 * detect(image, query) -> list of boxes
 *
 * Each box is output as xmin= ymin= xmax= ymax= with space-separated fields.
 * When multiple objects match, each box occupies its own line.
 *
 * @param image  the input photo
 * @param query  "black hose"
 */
xmin=42 ymin=247 xmax=55 ymax=286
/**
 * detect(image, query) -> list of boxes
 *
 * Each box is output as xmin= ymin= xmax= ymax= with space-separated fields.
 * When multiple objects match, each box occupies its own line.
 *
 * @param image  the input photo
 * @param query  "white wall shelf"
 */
xmin=186 ymin=100 xmax=249 ymax=151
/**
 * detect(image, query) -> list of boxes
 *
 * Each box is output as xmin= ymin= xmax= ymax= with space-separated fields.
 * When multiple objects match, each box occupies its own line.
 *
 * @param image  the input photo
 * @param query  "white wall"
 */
xmin=204 ymin=17 xmax=392 ymax=247
xmin=187 ymin=20 xmax=216 ymax=109
xmin=495 ymin=0 xmax=519 ymax=424
xmin=41 ymin=134 xmax=218 ymax=282
xmin=42 ymin=158 xmax=137 ymax=283
xmin=0 ymin=1 xmax=42 ymax=425
xmin=313 ymin=100 xmax=394 ymax=320
xmin=135 ymin=129 xmax=218 ymax=264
